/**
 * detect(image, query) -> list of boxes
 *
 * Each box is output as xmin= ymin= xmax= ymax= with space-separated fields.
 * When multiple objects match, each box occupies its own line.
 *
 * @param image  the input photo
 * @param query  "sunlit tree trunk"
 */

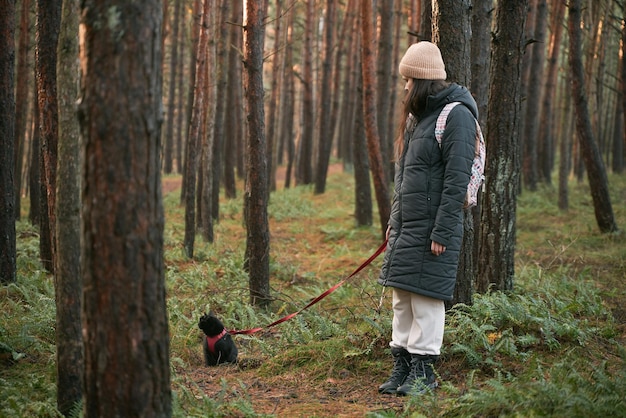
xmin=477 ymin=0 xmax=528 ymax=293
xmin=79 ymin=0 xmax=171 ymax=415
xmin=0 ymin=0 xmax=16 ymax=284
xmin=361 ymin=0 xmax=390 ymax=239
xmin=55 ymin=0 xmax=82 ymax=413
xmin=36 ymin=0 xmax=62 ymax=274
xmin=568 ymin=0 xmax=619 ymax=234
xmin=244 ymin=0 xmax=271 ymax=307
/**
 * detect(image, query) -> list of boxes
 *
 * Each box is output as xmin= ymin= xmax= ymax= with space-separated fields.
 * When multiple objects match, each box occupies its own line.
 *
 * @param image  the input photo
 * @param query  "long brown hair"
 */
xmin=394 ymin=79 xmax=449 ymax=161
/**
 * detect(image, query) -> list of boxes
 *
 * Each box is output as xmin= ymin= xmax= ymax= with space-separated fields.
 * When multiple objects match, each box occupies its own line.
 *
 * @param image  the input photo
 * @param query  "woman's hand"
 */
xmin=431 ymin=241 xmax=446 ymax=256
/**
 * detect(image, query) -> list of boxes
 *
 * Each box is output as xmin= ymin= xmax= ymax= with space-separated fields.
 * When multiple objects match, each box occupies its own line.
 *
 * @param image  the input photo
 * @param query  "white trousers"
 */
xmin=390 ymin=288 xmax=445 ymax=355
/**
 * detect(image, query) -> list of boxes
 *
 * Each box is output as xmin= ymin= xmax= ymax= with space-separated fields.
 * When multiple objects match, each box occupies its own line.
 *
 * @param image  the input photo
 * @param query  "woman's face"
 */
xmin=403 ymin=77 xmax=414 ymax=92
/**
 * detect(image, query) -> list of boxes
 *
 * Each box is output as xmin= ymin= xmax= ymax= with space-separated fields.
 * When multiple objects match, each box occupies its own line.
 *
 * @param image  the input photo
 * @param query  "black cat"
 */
xmin=198 ymin=313 xmax=238 ymax=366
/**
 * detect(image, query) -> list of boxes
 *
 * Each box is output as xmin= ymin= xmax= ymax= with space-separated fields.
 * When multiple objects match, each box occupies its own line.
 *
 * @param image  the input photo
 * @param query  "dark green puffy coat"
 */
xmin=378 ymin=83 xmax=477 ymax=301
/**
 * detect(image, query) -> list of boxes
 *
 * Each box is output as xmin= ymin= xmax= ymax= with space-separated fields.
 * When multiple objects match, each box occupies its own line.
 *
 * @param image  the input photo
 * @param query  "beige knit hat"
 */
xmin=399 ymin=41 xmax=447 ymax=80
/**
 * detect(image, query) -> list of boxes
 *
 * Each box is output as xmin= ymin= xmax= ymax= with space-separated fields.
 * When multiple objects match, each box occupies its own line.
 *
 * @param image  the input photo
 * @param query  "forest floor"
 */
xmin=160 ymin=165 xmax=626 ymax=417
xmin=163 ymin=164 xmax=412 ymax=417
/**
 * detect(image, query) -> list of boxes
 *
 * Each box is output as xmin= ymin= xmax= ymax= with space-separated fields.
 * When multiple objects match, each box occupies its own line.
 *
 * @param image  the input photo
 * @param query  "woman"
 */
xmin=378 ymin=41 xmax=477 ymax=396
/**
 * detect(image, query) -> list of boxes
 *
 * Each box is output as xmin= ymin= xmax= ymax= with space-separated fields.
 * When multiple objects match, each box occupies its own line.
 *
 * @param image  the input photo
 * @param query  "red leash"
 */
xmin=229 ymin=239 xmax=388 ymax=335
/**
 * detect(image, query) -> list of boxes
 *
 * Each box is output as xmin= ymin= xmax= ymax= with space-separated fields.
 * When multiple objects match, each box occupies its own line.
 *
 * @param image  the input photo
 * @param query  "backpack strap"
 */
xmin=435 ymin=101 xmax=462 ymax=146
xmin=434 ymin=101 xmax=487 ymax=208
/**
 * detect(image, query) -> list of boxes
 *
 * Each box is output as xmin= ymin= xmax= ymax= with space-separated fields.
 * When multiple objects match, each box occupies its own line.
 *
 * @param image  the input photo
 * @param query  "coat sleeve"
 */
xmin=430 ymin=106 xmax=476 ymax=247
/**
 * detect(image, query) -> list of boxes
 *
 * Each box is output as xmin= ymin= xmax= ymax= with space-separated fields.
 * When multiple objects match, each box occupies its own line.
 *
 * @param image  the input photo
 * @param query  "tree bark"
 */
xmin=13 ymin=0 xmax=31 ymax=222
xmin=36 ymin=0 xmax=62 ymax=274
xmin=224 ymin=0 xmax=243 ymax=198
xmin=281 ymin=7 xmax=296 ymax=189
xmin=298 ymin=0 xmax=315 ymax=185
xmin=267 ymin=0 xmax=282 ymax=192
xmin=0 ymin=0 xmax=16 ymax=284
xmin=180 ymin=0 xmax=202 ymax=205
xmin=477 ymin=0 xmax=528 ymax=293
xmin=361 ymin=0 xmax=390 ymax=240
xmin=522 ymin=0 xmax=547 ymax=191
xmin=376 ymin=0 xmax=395 ymax=183
xmin=184 ymin=0 xmax=212 ymax=258
xmin=433 ymin=0 xmax=474 ymax=307
xmin=354 ymin=65 xmax=373 ymax=227
xmin=244 ymin=0 xmax=271 ymax=307
xmin=55 ymin=0 xmax=83 ymax=413
xmin=469 ymin=0 xmax=492 ymax=298
xmin=163 ymin=0 xmax=181 ymax=174
xmin=567 ymin=0 xmax=619 ymax=234
xmin=314 ymin=0 xmax=336 ymax=194
xmin=211 ymin=0 xmax=229 ymax=218
xmin=78 ymin=1 xmax=172 ymax=415
xmin=538 ymin=0 xmax=565 ymax=185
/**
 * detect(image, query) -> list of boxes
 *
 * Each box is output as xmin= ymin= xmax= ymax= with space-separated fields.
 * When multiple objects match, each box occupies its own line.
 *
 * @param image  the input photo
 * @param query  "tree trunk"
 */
xmin=29 ymin=86 xmax=41 ymax=227
xmin=619 ymin=9 xmax=626 ymax=174
xmin=538 ymin=0 xmax=565 ymax=185
xmin=199 ymin=4 xmax=217 ymax=243
xmin=36 ymin=0 xmax=62 ymax=274
xmin=314 ymin=0 xmax=336 ymax=194
xmin=55 ymin=0 xmax=83 ymax=414
xmin=244 ymin=0 xmax=271 ymax=307
xmin=0 ymin=0 xmax=16 ymax=284
xmin=376 ymin=0 xmax=395 ymax=183
xmin=522 ymin=0 xmax=547 ymax=191
xmin=175 ymin=9 xmax=186 ymax=175
xmin=433 ymin=0 xmax=474 ymax=307
xmin=163 ymin=0 xmax=181 ymax=174
xmin=211 ymin=0 xmax=229 ymax=218
xmin=298 ymin=0 xmax=315 ymax=185
xmin=267 ymin=0 xmax=282 ymax=192
xmin=361 ymin=0 xmax=390 ymax=240
xmin=567 ymin=0 xmax=619 ymax=234
xmin=338 ymin=0 xmax=358 ymax=169
xmin=79 ymin=1 xmax=171 ymax=416
xmin=13 ymin=0 xmax=31 ymax=222
xmin=469 ymin=0 xmax=492 ymax=298
xmin=184 ymin=0 xmax=213 ymax=258
xmin=224 ymin=0 xmax=243 ymax=198
xmin=477 ymin=0 xmax=528 ymax=293
xmin=354 ymin=64 xmax=373 ymax=227
xmin=181 ymin=0 xmax=202 ymax=205
xmin=281 ymin=7 xmax=296 ymax=189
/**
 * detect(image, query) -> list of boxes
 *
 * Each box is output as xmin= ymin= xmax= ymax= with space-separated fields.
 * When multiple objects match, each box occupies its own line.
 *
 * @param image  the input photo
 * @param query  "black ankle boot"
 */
xmin=378 ymin=347 xmax=411 ymax=394
xmin=396 ymin=354 xmax=438 ymax=396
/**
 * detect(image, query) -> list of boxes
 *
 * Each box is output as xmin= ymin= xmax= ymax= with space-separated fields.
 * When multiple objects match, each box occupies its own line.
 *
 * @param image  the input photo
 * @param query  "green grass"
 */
xmin=2 ymin=169 xmax=625 ymax=417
